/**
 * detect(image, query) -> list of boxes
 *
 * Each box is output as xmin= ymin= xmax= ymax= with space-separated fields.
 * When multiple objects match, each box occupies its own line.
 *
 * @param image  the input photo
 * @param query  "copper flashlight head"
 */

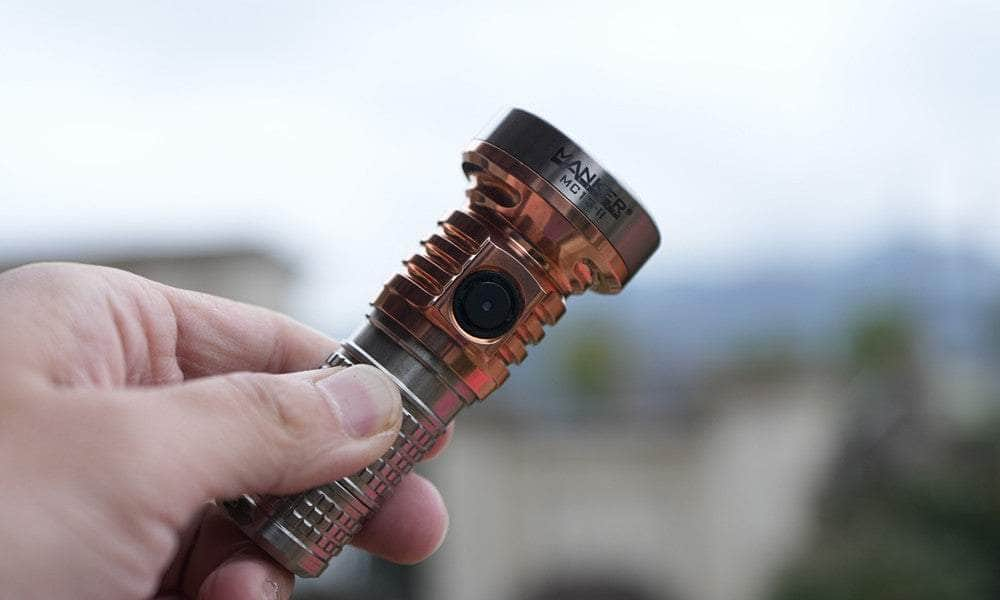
xmin=372 ymin=107 xmax=661 ymax=400
xmin=467 ymin=108 xmax=660 ymax=292
xmin=226 ymin=108 xmax=661 ymax=577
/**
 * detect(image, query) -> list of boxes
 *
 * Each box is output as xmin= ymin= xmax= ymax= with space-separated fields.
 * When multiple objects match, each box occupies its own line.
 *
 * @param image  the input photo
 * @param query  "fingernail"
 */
xmin=317 ymin=365 xmax=400 ymax=438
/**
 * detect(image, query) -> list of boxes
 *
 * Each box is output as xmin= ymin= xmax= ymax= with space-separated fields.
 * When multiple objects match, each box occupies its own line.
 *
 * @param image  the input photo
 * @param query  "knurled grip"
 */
xmin=223 ymin=351 xmax=453 ymax=577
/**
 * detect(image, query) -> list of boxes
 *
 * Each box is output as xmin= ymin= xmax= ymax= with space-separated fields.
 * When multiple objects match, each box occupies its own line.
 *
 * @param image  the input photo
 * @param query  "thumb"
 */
xmin=133 ymin=365 xmax=402 ymax=502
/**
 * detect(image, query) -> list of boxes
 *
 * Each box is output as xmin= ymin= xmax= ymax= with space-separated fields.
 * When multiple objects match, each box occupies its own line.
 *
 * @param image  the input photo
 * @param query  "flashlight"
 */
xmin=224 ymin=108 xmax=661 ymax=577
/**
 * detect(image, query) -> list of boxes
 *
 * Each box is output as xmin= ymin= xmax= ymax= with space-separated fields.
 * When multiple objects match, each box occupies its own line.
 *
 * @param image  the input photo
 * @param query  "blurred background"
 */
xmin=3 ymin=1 xmax=1000 ymax=598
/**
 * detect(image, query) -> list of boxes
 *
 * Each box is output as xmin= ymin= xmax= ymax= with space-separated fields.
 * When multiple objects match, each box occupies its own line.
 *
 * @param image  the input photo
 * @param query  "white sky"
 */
xmin=1 ymin=0 xmax=999 ymax=326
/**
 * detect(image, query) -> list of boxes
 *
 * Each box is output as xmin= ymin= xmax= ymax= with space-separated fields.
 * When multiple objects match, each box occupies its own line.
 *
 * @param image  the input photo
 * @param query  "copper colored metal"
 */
xmin=224 ymin=108 xmax=661 ymax=577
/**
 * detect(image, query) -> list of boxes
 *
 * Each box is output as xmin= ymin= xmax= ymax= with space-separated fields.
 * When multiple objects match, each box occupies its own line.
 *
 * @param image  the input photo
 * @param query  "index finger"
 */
xmin=157 ymin=284 xmax=337 ymax=378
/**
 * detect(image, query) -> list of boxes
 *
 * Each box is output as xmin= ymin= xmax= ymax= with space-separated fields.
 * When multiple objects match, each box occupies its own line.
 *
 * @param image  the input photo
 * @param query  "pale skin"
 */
xmin=0 ymin=263 xmax=453 ymax=599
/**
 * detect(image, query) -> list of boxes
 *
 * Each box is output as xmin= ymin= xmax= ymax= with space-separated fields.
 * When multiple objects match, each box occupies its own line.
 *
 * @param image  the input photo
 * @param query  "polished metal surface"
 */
xmin=225 ymin=108 xmax=661 ymax=577
xmin=476 ymin=108 xmax=660 ymax=283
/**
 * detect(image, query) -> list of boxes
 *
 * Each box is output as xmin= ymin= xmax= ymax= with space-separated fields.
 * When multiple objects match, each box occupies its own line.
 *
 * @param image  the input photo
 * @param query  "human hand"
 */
xmin=0 ymin=263 xmax=450 ymax=599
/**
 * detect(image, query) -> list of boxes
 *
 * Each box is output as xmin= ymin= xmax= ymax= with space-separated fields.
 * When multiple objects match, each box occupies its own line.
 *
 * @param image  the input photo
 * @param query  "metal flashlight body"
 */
xmin=224 ymin=108 xmax=661 ymax=577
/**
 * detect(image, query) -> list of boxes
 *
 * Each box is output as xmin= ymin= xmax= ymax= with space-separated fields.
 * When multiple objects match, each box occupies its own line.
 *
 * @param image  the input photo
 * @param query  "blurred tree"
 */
xmin=774 ymin=517 xmax=995 ymax=600
xmin=985 ymin=299 xmax=1000 ymax=360
xmin=772 ymin=433 xmax=1000 ymax=600
xmin=848 ymin=307 xmax=916 ymax=373
xmin=559 ymin=320 xmax=631 ymax=414
xmin=771 ymin=306 xmax=1000 ymax=599
xmin=727 ymin=334 xmax=802 ymax=385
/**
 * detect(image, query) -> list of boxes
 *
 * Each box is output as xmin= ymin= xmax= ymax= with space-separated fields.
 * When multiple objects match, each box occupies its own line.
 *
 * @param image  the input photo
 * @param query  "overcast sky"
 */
xmin=1 ymin=0 xmax=998 ymax=326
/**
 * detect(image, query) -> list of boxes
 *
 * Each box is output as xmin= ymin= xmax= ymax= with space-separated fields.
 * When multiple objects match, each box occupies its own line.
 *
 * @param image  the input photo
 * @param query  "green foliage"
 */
xmin=847 ymin=307 xmax=917 ymax=373
xmin=563 ymin=330 xmax=615 ymax=398
xmin=560 ymin=321 xmax=625 ymax=403
xmin=774 ymin=519 xmax=995 ymax=600
xmin=727 ymin=335 xmax=801 ymax=384
xmin=771 ymin=423 xmax=1000 ymax=600
xmin=985 ymin=300 xmax=1000 ymax=359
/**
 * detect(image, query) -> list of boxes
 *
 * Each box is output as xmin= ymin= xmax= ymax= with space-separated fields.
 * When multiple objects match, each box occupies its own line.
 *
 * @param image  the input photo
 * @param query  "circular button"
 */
xmin=452 ymin=270 xmax=523 ymax=339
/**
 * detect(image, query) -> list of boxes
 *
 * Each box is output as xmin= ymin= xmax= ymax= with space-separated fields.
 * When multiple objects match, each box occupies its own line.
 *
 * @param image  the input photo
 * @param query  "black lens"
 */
xmin=452 ymin=270 xmax=523 ymax=339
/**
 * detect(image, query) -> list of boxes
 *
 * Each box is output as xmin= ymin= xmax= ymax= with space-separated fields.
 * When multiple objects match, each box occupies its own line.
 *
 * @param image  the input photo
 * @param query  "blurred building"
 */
xmin=1 ymin=246 xmax=296 ymax=312
xmin=424 ymin=378 xmax=845 ymax=600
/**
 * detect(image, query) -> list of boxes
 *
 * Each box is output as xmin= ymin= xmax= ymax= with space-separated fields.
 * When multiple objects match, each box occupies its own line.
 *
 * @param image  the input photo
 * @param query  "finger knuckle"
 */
xmin=223 ymin=373 xmax=318 ymax=446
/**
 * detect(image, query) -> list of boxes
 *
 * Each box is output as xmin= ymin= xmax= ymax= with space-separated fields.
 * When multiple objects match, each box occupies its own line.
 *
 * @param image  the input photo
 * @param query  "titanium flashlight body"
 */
xmin=224 ymin=108 xmax=661 ymax=577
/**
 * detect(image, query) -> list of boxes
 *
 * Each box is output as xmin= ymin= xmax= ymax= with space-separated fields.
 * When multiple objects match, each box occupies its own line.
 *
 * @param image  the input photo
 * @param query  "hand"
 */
xmin=0 ymin=263 xmax=451 ymax=599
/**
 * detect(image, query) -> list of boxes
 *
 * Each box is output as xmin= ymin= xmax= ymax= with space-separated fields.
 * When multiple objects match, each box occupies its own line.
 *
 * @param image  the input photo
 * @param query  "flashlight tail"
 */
xmin=224 ymin=346 xmax=451 ymax=577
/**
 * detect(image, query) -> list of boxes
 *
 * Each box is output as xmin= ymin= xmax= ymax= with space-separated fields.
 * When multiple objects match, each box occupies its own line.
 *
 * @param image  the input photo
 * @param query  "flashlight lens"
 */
xmin=453 ymin=270 xmax=522 ymax=339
